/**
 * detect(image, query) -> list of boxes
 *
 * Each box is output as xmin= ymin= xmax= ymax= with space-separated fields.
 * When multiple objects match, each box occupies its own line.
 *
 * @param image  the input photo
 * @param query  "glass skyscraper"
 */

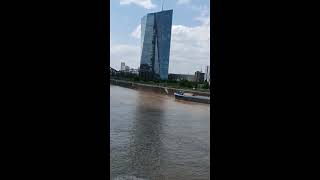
xmin=139 ymin=10 xmax=173 ymax=80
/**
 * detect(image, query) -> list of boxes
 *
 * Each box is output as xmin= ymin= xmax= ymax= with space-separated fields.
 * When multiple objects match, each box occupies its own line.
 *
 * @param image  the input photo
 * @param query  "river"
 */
xmin=110 ymin=85 xmax=210 ymax=180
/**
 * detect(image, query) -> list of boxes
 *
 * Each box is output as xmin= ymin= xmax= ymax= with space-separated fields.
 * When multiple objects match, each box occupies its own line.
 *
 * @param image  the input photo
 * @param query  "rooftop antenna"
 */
xmin=161 ymin=0 xmax=165 ymax=11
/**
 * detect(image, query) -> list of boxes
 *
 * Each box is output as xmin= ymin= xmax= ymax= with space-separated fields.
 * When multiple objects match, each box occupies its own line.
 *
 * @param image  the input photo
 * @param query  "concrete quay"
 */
xmin=110 ymin=79 xmax=210 ymax=97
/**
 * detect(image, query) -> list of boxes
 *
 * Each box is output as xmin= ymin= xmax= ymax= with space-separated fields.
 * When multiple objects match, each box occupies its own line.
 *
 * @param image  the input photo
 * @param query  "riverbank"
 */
xmin=110 ymin=79 xmax=210 ymax=97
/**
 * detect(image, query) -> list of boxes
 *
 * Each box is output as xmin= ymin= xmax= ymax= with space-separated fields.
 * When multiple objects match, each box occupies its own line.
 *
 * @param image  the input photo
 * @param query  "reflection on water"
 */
xmin=110 ymin=85 xmax=210 ymax=180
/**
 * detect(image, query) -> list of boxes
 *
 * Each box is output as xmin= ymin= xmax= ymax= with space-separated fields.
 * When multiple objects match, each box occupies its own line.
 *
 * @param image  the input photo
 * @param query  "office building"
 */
xmin=194 ymin=71 xmax=205 ymax=83
xmin=139 ymin=10 xmax=173 ymax=81
xmin=168 ymin=73 xmax=195 ymax=82
xmin=129 ymin=68 xmax=139 ymax=75
xmin=121 ymin=62 xmax=125 ymax=71
xmin=205 ymin=65 xmax=210 ymax=82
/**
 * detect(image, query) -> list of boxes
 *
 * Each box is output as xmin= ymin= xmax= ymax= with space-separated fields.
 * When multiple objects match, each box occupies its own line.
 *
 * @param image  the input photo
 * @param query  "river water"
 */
xmin=110 ymin=85 xmax=210 ymax=180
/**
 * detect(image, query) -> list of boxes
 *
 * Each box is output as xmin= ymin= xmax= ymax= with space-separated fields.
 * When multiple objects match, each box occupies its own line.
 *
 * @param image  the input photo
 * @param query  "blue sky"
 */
xmin=110 ymin=0 xmax=210 ymax=74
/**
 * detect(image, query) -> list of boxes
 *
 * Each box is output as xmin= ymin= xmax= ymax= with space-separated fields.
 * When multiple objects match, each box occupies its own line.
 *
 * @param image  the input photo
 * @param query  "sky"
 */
xmin=110 ymin=0 xmax=210 ymax=74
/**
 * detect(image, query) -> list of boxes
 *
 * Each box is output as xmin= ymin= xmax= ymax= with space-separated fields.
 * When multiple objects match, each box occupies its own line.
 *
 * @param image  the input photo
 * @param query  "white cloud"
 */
xmin=119 ymin=0 xmax=156 ymax=9
xmin=110 ymin=36 xmax=140 ymax=71
xmin=131 ymin=25 xmax=141 ymax=39
xmin=169 ymin=17 xmax=210 ymax=74
xmin=177 ymin=0 xmax=192 ymax=5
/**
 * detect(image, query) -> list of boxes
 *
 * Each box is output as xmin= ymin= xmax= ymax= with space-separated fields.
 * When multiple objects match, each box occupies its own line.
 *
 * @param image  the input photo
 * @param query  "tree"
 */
xmin=203 ymin=81 xmax=209 ymax=89
xmin=179 ymin=80 xmax=194 ymax=88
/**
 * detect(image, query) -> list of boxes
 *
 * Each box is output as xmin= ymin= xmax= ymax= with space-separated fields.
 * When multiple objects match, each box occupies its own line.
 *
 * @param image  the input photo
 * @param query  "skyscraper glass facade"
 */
xmin=139 ymin=10 xmax=173 ymax=80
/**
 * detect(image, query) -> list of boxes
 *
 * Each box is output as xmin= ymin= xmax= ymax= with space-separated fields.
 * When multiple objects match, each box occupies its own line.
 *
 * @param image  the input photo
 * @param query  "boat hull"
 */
xmin=174 ymin=93 xmax=210 ymax=104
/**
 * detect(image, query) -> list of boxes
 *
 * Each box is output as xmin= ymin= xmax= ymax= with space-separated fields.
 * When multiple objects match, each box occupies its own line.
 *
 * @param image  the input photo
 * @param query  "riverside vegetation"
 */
xmin=111 ymin=72 xmax=210 ymax=92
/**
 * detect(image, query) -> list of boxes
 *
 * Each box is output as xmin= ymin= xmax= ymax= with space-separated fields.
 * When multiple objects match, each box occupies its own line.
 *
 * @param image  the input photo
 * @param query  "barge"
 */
xmin=174 ymin=90 xmax=210 ymax=104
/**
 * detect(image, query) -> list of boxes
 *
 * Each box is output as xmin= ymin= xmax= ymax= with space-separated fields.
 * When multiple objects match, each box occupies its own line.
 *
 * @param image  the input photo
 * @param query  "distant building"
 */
xmin=129 ymin=68 xmax=139 ymax=75
xmin=205 ymin=65 xmax=210 ymax=82
xmin=194 ymin=71 xmax=205 ymax=83
xmin=110 ymin=67 xmax=118 ymax=76
xmin=168 ymin=73 xmax=194 ymax=82
xmin=125 ymin=66 xmax=130 ymax=72
xmin=139 ymin=10 xmax=173 ymax=81
xmin=121 ymin=62 xmax=125 ymax=71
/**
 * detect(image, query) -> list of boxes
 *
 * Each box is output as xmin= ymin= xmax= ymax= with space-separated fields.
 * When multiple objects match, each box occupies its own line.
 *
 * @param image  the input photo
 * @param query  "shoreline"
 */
xmin=110 ymin=79 xmax=210 ymax=97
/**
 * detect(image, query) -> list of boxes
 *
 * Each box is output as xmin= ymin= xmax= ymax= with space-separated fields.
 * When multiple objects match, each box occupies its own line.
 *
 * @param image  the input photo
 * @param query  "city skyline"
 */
xmin=110 ymin=0 xmax=210 ymax=74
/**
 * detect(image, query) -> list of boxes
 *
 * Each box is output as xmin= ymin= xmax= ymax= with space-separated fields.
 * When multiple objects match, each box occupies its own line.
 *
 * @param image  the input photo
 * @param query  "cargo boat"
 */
xmin=174 ymin=90 xmax=210 ymax=104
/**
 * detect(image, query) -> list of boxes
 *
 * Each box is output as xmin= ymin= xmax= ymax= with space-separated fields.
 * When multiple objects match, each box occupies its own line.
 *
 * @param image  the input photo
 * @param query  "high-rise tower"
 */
xmin=139 ymin=10 xmax=173 ymax=80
